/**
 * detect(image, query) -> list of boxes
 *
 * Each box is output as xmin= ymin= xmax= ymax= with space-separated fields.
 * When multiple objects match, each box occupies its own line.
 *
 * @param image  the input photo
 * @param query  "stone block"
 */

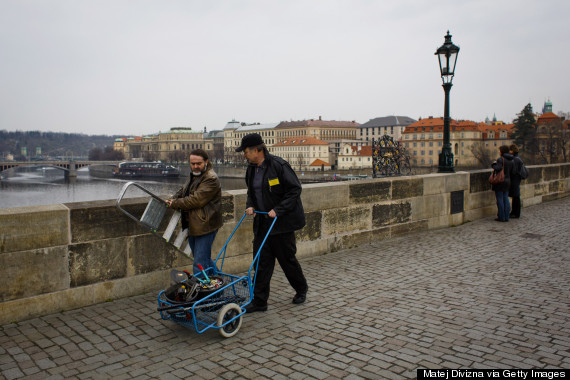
xmin=523 ymin=196 xmax=542 ymax=207
xmin=372 ymin=202 xmax=411 ymax=227
xmin=348 ymin=180 xmax=390 ymax=204
xmin=298 ymin=238 xmax=332 ymax=259
xmin=390 ymin=220 xmax=428 ymax=237
xmin=323 ymin=206 xmax=371 ymax=235
xmin=69 ymin=239 xmax=128 ymax=287
xmin=534 ymin=183 xmax=549 ymax=196
xmin=302 ymin=182 xmax=349 ymax=211
xmin=450 ymin=212 xmax=464 ymax=226
xmin=0 ymin=205 xmax=69 ymax=253
xmin=67 ymin=199 xmax=150 ymax=243
xmin=520 ymin=183 xmax=534 ymax=198
xmin=216 ymin=252 xmax=254 ymax=274
xmin=92 ymin=271 xmax=169 ymax=303
xmin=526 ymin=166 xmax=541 ymax=184
xmin=543 ymin=193 xmax=565 ymax=202
xmin=444 ymin=172 xmax=469 ymax=193
xmin=296 ymin=211 xmax=321 ymax=242
xmin=561 ymin=164 xmax=570 ymax=179
xmin=427 ymin=214 xmax=453 ymax=229
xmin=549 ymin=180 xmax=562 ymax=194
xmin=128 ymin=234 xmax=179 ymax=276
xmin=213 ymin=218 xmax=254 ymax=259
xmin=543 ymin=165 xmax=560 ymax=181
xmin=221 ymin=193 xmax=235 ymax=222
xmin=392 ymin=178 xmax=423 ymax=199
xmin=229 ymin=190 xmax=248 ymax=217
xmin=0 ymin=289 xmax=81 ymax=325
xmin=0 ymin=246 xmax=70 ymax=302
xmin=423 ymin=175 xmax=446 ymax=196
xmin=464 ymin=206 xmax=496 ymax=222
xmin=410 ymin=194 xmax=448 ymax=220
xmin=465 ymin=191 xmax=495 ymax=211
xmin=340 ymin=227 xmax=390 ymax=248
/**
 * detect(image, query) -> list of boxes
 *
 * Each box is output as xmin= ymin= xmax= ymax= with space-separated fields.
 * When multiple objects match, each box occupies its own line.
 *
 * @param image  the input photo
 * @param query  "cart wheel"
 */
xmin=217 ymin=303 xmax=242 ymax=338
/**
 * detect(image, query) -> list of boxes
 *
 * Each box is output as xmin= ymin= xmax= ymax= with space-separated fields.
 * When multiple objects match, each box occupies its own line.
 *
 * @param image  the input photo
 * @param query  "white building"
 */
xmin=358 ymin=116 xmax=416 ymax=143
xmin=337 ymin=144 xmax=373 ymax=170
xmin=272 ymin=137 xmax=331 ymax=171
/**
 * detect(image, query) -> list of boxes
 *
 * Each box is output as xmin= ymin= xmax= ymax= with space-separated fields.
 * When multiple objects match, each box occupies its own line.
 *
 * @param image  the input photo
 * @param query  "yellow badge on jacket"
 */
xmin=268 ymin=178 xmax=279 ymax=187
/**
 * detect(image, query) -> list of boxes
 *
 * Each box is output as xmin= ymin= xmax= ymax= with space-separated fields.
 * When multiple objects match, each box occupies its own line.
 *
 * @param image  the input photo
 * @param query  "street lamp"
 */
xmin=435 ymin=31 xmax=460 ymax=173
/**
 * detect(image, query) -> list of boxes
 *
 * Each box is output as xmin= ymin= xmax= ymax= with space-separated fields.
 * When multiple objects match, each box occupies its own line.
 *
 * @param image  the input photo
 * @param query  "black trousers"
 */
xmin=252 ymin=219 xmax=307 ymax=305
xmin=511 ymin=196 xmax=521 ymax=217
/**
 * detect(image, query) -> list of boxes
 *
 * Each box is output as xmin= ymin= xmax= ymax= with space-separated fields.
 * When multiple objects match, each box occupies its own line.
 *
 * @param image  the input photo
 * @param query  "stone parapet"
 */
xmin=1 ymin=163 xmax=568 ymax=324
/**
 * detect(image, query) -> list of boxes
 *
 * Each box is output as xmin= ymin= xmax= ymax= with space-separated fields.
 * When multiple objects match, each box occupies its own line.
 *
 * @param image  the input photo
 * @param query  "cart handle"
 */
xmin=249 ymin=211 xmax=277 ymax=290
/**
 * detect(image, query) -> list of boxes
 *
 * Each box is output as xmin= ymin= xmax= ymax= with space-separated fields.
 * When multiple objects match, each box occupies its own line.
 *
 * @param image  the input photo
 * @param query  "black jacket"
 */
xmin=509 ymin=153 xmax=524 ymax=197
xmin=245 ymin=153 xmax=306 ymax=235
xmin=491 ymin=153 xmax=514 ymax=193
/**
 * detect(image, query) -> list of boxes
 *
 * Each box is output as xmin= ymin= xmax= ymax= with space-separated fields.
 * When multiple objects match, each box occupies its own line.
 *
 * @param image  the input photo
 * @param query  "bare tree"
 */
xmin=468 ymin=142 xmax=494 ymax=168
xmin=142 ymin=151 xmax=159 ymax=162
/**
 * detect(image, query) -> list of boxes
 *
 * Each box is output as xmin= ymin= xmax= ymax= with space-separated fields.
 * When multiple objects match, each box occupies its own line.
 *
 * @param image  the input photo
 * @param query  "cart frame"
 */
xmin=157 ymin=211 xmax=276 ymax=337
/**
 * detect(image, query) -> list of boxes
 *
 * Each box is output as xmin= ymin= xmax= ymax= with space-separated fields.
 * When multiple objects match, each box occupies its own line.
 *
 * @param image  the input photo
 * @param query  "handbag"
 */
xmin=489 ymin=167 xmax=505 ymax=185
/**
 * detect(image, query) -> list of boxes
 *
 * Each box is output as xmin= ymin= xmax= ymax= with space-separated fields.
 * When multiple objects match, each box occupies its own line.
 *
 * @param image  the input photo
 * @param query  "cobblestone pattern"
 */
xmin=1 ymin=197 xmax=569 ymax=379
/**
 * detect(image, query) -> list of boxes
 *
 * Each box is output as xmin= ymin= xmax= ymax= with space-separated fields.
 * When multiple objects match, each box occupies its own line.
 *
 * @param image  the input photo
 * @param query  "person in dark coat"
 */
xmin=236 ymin=133 xmax=308 ymax=313
xmin=491 ymin=145 xmax=514 ymax=222
xmin=509 ymin=144 xmax=523 ymax=219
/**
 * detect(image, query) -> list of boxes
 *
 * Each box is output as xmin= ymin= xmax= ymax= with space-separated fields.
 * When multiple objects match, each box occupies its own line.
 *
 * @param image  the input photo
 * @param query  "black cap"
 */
xmin=235 ymin=133 xmax=264 ymax=152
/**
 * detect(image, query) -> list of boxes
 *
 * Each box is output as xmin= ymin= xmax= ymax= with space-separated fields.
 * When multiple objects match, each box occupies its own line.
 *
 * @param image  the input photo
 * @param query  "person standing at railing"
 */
xmin=166 ymin=149 xmax=223 ymax=275
xmin=236 ymin=133 xmax=309 ymax=313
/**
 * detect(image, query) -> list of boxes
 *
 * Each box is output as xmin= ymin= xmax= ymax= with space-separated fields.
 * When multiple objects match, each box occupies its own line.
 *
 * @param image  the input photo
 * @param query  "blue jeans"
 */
xmin=188 ymin=230 xmax=218 ymax=275
xmin=495 ymin=191 xmax=510 ymax=222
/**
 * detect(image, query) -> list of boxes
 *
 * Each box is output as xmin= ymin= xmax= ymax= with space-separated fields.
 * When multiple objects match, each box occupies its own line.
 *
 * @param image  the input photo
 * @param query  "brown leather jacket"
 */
xmin=170 ymin=162 xmax=223 ymax=236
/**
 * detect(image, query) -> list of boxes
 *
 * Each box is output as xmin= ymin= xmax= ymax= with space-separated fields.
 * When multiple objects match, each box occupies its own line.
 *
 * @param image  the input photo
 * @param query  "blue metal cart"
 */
xmin=157 ymin=211 xmax=276 ymax=338
xmin=116 ymin=181 xmax=275 ymax=338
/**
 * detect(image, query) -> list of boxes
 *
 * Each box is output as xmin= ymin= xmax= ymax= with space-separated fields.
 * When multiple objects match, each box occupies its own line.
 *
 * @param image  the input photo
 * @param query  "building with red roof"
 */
xmin=272 ymin=136 xmax=331 ymax=171
xmin=401 ymin=116 xmax=512 ymax=168
xmin=337 ymin=144 xmax=373 ymax=170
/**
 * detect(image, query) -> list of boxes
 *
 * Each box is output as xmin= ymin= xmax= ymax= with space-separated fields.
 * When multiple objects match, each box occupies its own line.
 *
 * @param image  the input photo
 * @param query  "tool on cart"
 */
xmin=116 ymin=181 xmax=192 ymax=257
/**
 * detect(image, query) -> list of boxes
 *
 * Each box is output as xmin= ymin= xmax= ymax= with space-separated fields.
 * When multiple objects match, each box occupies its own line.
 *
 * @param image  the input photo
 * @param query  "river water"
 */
xmin=0 ymin=166 xmax=247 ymax=210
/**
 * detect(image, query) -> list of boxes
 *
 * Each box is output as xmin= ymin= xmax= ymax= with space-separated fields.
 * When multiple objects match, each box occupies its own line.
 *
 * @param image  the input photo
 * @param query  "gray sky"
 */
xmin=1 ymin=0 xmax=568 ymax=136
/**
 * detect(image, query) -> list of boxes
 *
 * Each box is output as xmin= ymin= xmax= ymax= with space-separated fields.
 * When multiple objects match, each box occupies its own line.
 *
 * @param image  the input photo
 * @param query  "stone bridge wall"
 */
xmin=1 ymin=164 xmax=569 ymax=324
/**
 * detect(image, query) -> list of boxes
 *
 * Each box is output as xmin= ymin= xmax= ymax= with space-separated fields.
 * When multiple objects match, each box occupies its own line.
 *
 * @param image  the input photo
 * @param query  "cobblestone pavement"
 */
xmin=2 ymin=196 xmax=570 ymax=380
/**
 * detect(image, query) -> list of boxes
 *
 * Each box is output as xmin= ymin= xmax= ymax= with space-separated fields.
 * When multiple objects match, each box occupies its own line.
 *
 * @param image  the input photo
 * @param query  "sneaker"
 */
xmin=245 ymin=303 xmax=267 ymax=313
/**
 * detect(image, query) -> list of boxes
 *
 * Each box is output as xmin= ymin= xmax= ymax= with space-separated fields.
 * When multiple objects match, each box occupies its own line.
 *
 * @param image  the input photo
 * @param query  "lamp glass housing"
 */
xmin=436 ymin=31 xmax=460 ymax=85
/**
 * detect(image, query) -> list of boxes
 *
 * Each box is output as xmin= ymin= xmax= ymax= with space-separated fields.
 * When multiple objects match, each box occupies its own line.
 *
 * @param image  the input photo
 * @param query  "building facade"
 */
xmin=337 ymin=144 xmax=373 ymax=170
xmin=271 ymin=137 xmax=331 ymax=171
xmin=402 ymin=117 xmax=491 ymax=168
xmin=358 ymin=115 xmax=416 ymax=143
xmin=123 ymin=128 xmax=213 ymax=161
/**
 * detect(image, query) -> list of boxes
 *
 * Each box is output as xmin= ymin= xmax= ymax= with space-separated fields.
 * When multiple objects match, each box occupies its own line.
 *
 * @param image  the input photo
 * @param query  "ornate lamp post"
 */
xmin=435 ymin=31 xmax=460 ymax=173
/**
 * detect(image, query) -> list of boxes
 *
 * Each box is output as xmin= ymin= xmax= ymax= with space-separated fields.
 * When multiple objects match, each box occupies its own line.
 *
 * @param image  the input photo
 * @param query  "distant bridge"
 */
xmin=0 ymin=161 xmax=119 ymax=179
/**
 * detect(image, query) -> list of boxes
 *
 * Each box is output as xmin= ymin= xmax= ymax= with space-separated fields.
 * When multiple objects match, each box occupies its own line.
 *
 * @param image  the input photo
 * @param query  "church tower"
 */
xmin=542 ymin=98 xmax=553 ymax=114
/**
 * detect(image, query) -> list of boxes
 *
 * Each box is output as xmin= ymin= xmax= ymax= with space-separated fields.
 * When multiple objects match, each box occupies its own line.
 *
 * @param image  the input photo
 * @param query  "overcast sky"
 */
xmin=1 ymin=0 xmax=568 ymax=136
